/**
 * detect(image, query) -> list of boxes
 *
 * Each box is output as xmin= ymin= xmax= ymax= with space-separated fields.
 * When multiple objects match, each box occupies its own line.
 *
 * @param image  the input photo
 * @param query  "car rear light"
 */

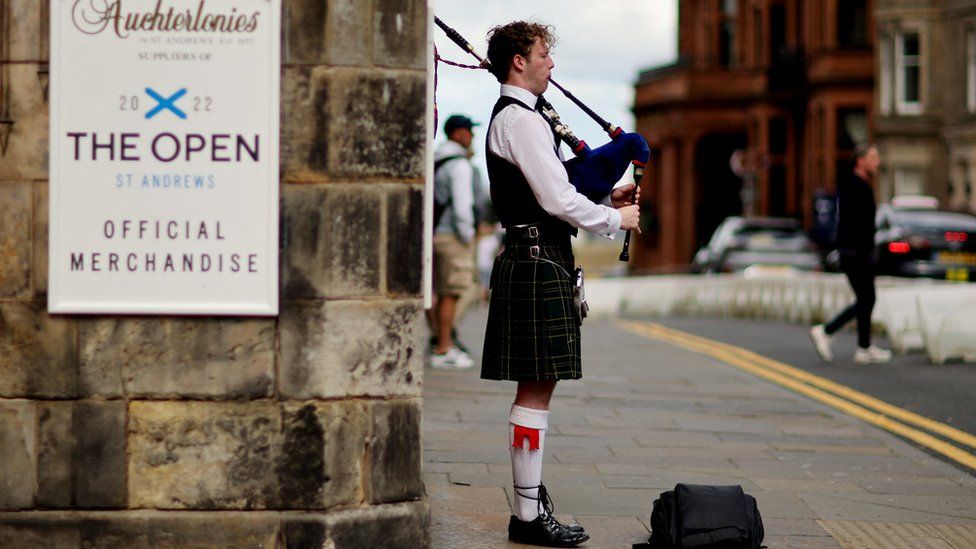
xmin=888 ymin=242 xmax=911 ymax=254
xmin=946 ymin=232 xmax=968 ymax=242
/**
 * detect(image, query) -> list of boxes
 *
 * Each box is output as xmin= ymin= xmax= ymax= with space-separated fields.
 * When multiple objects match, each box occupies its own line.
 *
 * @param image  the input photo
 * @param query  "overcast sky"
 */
xmin=431 ymin=1 xmax=678 ymax=175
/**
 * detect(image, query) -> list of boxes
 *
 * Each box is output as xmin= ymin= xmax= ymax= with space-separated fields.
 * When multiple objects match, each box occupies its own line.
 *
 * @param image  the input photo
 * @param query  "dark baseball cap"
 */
xmin=444 ymin=114 xmax=479 ymax=134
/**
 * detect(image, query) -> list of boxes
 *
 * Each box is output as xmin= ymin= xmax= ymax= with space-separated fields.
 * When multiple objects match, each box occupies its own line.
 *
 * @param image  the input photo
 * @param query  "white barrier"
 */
xmin=915 ymin=289 xmax=976 ymax=364
xmin=873 ymin=282 xmax=948 ymax=355
xmin=586 ymin=273 xmax=973 ymax=364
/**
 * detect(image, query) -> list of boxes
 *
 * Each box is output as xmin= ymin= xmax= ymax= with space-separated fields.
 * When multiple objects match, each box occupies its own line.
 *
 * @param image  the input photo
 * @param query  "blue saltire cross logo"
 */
xmin=145 ymin=87 xmax=188 ymax=119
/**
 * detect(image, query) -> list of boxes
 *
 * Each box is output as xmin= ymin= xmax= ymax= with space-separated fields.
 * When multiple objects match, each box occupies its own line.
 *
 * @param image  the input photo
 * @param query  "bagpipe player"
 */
xmin=479 ymin=20 xmax=641 ymax=547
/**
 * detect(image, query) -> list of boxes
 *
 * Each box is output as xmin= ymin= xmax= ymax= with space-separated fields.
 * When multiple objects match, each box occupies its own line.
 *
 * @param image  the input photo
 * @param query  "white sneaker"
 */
xmin=430 ymin=347 xmax=475 ymax=370
xmin=854 ymin=345 xmax=892 ymax=364
xmin=809 ymin=324 xmax=833 ymax=363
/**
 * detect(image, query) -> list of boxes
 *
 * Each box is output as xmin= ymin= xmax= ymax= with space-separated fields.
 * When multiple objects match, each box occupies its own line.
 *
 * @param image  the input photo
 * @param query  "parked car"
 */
xmin=875 ymin=202 xmax=976 ymax=281
xmin=692 ymin=217 xmax=823 ymax=274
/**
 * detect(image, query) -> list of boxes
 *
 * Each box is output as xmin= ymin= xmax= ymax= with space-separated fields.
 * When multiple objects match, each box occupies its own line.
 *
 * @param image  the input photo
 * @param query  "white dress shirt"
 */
xmin=487 ymin=84 xmax=621 ymax=239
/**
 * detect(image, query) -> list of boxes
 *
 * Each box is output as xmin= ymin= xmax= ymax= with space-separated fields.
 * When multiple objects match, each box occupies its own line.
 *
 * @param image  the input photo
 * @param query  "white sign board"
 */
xmin=49 ymin=0 xmax=279 ymax=315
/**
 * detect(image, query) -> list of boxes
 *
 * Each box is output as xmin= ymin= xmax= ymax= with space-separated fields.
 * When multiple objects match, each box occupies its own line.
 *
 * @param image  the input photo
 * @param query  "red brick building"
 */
xmin=633 ymin=0 xmax=874 ymax=271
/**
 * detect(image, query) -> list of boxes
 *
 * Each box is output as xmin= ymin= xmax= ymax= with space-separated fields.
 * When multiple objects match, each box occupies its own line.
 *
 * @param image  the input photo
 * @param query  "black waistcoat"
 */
xmin=486 ymin=96 xmax=576 ymax=239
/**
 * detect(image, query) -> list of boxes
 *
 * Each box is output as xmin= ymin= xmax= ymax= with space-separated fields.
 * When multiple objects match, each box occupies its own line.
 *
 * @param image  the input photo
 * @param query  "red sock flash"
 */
xmin=512 ymin=425 xmax=541 ymax=450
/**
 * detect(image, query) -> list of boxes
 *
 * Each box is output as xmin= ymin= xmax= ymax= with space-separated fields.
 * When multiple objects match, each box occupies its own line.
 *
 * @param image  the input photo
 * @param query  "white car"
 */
xmin=692 ymin=217 xmax=823 ymax=274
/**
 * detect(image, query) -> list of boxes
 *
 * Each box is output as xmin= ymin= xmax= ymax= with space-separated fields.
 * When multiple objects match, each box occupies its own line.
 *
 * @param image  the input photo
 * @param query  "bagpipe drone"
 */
xmin=434 ymin=17 xmax=650 ymax=261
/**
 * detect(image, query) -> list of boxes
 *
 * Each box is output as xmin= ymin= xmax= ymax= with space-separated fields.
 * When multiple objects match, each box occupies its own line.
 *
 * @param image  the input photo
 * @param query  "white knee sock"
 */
xmin=509 ymin=404 xmax=549 ymax=522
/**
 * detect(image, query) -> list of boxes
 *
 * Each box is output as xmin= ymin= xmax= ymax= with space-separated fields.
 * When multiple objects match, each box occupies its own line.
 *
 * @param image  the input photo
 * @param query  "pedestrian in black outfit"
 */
xmin=810 ymin=144 xmax=892 ymax=364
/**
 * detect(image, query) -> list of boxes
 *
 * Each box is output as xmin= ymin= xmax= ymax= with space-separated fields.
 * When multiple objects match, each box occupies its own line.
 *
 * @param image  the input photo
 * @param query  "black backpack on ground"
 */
xmin=634 ymin=484 xmax=764 ymax=549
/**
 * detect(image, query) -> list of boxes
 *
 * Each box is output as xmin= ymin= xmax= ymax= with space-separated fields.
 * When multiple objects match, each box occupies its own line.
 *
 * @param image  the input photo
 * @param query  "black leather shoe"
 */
xmin=564 ymin=521 xmax=586 ymax=534
xmin=508 ymin=484 xmax=590 ymax=547
xmin=508 ymin=514 xmax=589 ymax=547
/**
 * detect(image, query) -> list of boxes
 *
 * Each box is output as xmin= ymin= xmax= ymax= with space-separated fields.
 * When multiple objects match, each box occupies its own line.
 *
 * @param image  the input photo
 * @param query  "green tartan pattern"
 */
xmin=481 ymin=242 xmax=581 ymax=381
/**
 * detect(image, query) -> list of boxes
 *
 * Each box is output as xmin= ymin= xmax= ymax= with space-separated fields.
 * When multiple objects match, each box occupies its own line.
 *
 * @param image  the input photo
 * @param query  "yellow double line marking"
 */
xmin=616 ymin=320 xmax=976 ymax=470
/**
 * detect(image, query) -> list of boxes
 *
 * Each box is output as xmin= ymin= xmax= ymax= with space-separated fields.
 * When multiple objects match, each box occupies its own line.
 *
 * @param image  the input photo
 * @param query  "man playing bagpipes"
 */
xmin=478 ymin=21 xmax=641 ymax=547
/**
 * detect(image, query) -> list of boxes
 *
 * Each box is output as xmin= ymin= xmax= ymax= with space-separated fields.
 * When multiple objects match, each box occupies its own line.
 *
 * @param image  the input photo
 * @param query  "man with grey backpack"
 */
xmin=430 ymin=114 xmax=480 ymax=370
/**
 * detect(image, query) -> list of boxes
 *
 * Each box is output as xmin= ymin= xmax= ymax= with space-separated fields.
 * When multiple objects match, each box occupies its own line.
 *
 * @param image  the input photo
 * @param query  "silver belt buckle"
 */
xmin=529 ymin=245 xmax=540 ymax=258
xmin=527 ymin=226 xmax=539 ymax=239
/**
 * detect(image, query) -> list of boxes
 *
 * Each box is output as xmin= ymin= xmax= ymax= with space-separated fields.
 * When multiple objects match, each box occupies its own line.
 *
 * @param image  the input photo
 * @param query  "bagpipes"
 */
xmin=434 ymin=17 xmax=650 ymax=262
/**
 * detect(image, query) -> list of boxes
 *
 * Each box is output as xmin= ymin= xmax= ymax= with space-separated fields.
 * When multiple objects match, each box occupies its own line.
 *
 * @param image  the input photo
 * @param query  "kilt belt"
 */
xmin=504 ymin=224 xmax=574 ymax=278
xmin=481 ymin=223 xmax=582 ymax=382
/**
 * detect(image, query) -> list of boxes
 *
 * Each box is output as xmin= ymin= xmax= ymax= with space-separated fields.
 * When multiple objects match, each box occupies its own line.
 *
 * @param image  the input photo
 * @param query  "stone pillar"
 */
xmin=950 ymin=159 xmax=967 ymax=211
xmin=0 ymin=1 xmax=430 ymax=547
xmin=678 ymin=138 xmax=697 ymax=263
xmin=658 ymin=142 xmax=680 ymax=266
xmin=967 ymin=157 xmax=976 ymax=212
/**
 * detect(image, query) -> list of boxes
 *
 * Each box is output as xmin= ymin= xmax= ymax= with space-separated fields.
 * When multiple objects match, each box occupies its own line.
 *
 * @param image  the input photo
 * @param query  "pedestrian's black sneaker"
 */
xmin=508 ymin=514 xmax=589 ymax=547
xmin=451 ymin=328 xmax=469 ymax=354
xmin=428 ymin=329 xmax=469 ymax=354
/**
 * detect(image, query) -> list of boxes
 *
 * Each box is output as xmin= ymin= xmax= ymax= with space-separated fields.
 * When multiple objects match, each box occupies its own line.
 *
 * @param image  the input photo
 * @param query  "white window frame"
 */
xmin=879 ymin=31 xmax=893 ymax=115
xmin=893 ymin=166 xmax=925 ymax=196
xmin=968 ymin=27 xmax=976 ymax=113
xmin=895 ymin=28 xmax=923 ymax=115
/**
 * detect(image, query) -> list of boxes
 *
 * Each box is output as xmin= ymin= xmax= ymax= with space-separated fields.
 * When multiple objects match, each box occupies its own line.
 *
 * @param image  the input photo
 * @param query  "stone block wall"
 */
xmin=0 ymin=0 xmax=429 ymax=547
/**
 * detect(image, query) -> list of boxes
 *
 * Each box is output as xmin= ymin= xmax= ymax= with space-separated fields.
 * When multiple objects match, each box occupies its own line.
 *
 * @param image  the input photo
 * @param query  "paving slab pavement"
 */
xmin=424 ymin=306 xmax=976 ymax=548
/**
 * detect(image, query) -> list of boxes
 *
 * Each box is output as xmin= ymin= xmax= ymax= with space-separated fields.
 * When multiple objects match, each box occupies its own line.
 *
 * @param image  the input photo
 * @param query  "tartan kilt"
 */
xmin=481 ymin=240 xmax=581 ymax=381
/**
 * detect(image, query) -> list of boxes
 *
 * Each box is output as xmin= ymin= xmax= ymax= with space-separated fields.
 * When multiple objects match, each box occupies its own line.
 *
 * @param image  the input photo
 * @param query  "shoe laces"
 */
xmin=514 ymin=483 xmax=555 ymax=517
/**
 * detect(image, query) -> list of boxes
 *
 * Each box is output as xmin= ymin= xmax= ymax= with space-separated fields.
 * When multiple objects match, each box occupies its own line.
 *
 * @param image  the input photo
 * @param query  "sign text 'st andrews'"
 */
xmin=72 ymin=0 xmax=262 ymax=39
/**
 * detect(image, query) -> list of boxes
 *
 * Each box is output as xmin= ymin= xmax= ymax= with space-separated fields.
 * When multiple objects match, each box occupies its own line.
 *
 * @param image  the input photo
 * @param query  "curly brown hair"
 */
xmin=486 ymin=21 xmax=555 ymax=83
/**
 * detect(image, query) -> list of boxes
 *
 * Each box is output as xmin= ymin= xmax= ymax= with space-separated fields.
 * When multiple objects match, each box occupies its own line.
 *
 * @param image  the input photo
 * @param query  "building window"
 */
xmin=968 ymin=29 xmax=976 ymax=113
xmin=893 ymin=167 xmax=924 ymax=196
xmin=895 ymin=30 xmax=922 ymax=115
xmin=753 ymin=7 xmax=763 ymax=66
xmin=837 ymin=0 xmax=869 ymax=49
xmin=769 ymin=164 xmax=787 ymax=216
xmin=769 ymin=117 xmax=787 ymax=156
xmin=719 ymin=0 xmax=738 ymax=68
xmin=879 ymin=32 xmax=893 ymax=114
xmin=771 ymin=5 xmax=785 ymax=55
xmin=837 ymin=108 xmax=868 ymax=150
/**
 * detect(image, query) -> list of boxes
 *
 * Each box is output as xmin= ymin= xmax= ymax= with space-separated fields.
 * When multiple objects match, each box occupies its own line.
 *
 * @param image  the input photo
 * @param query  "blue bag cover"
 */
xmin=563 ymin=132 xmax=650 ymax=203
